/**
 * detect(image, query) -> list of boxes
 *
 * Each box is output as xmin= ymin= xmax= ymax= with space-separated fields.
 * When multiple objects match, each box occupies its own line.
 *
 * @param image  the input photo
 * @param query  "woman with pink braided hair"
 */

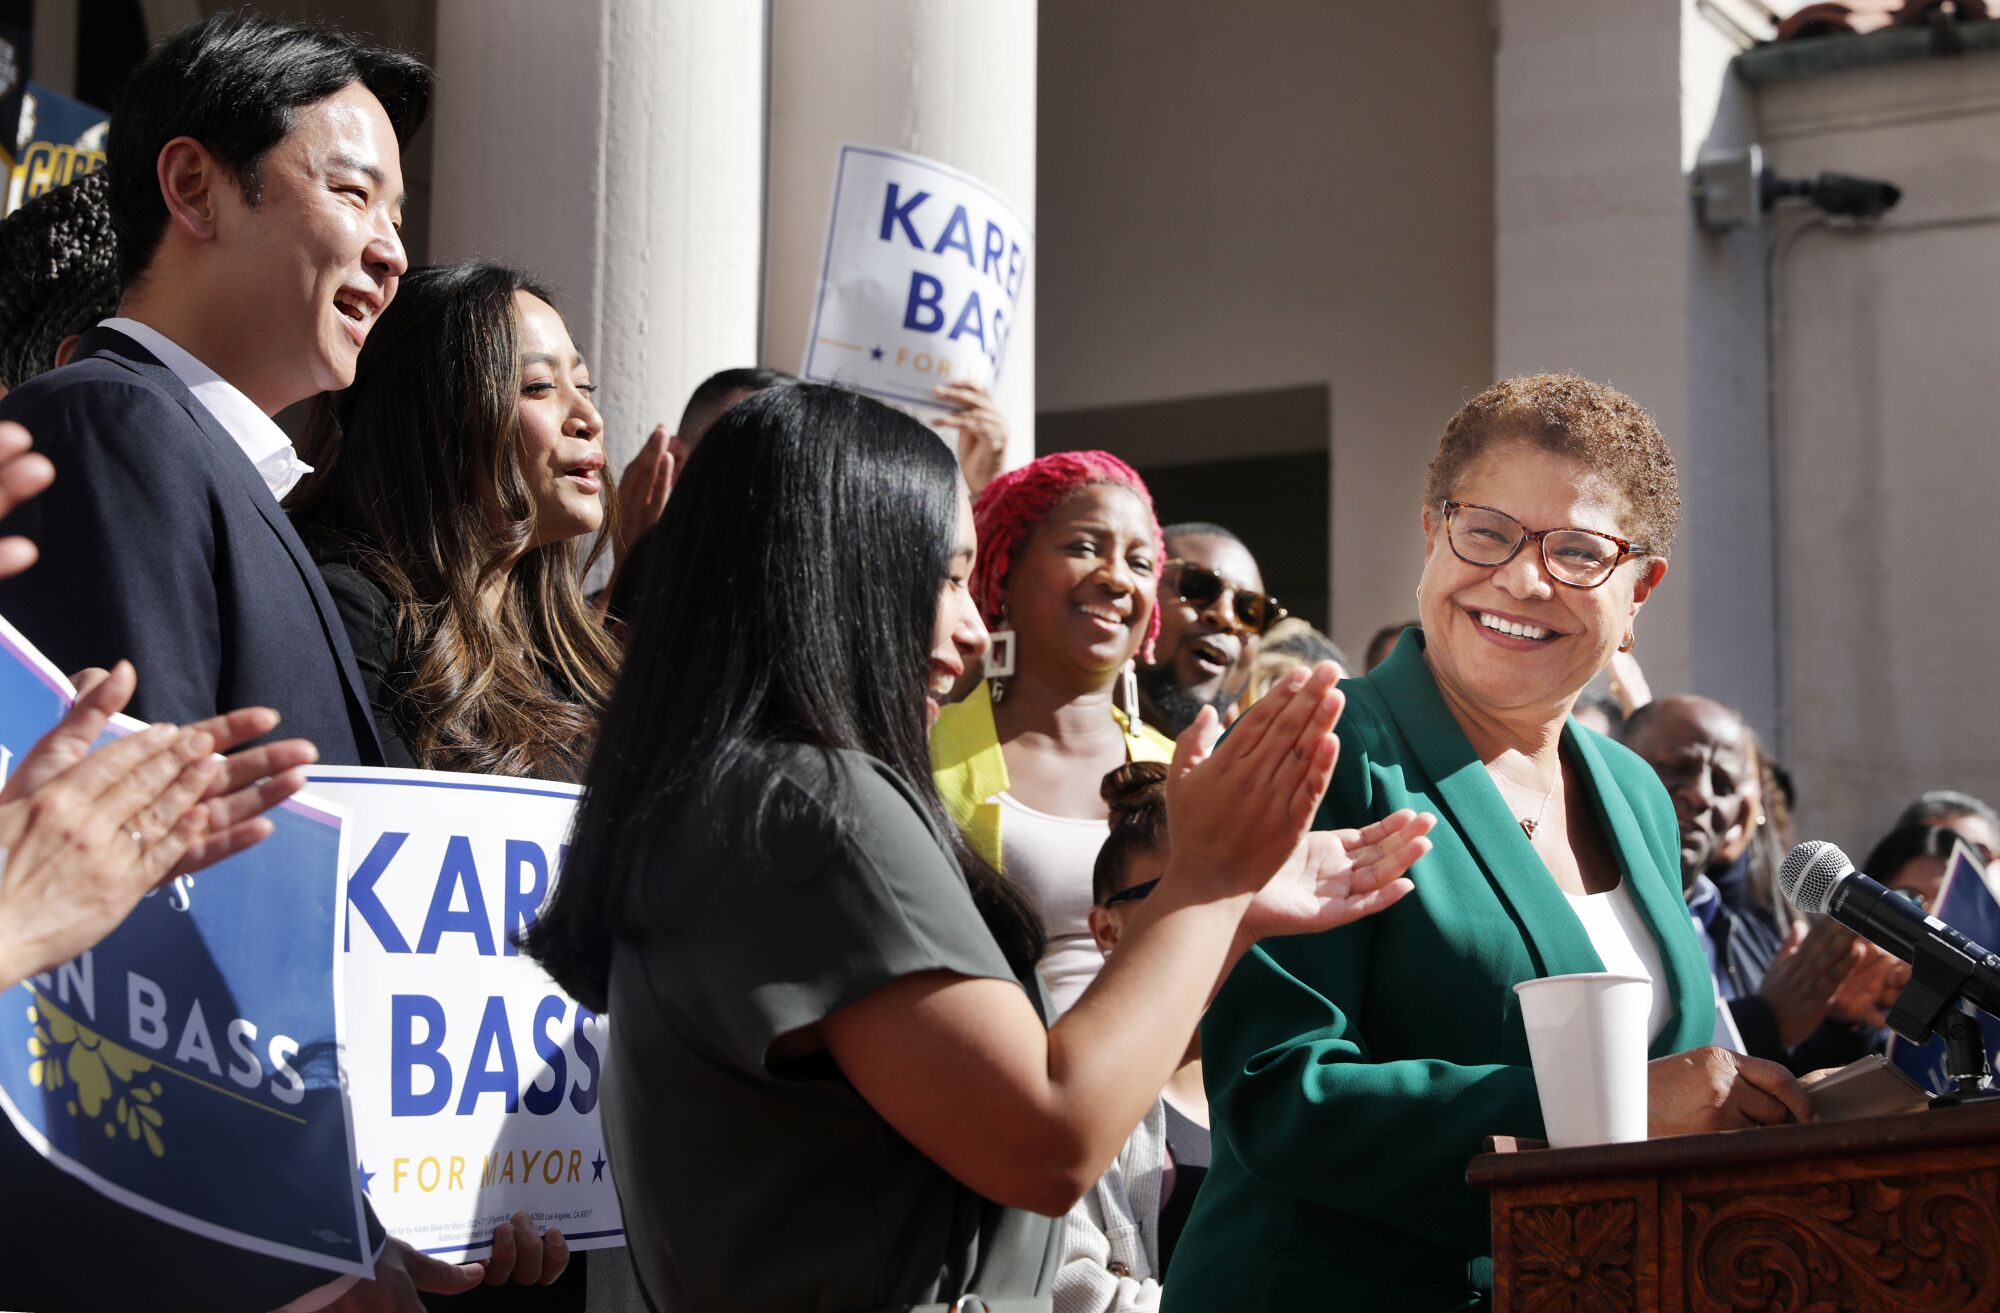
xmin=932 ymin=451 xmax=1180 ymax=1015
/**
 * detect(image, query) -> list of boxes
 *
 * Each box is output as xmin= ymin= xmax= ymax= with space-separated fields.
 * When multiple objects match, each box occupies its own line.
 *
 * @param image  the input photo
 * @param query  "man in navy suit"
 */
xmin=0 ymin=15 xmax=565 ymax=1312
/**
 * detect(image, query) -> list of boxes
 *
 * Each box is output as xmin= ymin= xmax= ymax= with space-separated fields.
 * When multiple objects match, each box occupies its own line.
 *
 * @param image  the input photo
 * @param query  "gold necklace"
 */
xmin=1487 ymin=765 xmax=1560 ymax=840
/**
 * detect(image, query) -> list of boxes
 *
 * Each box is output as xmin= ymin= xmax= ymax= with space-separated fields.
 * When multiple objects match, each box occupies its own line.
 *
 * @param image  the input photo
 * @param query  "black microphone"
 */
xmin=1779 ymin=840 xmax=2000 ymax=1026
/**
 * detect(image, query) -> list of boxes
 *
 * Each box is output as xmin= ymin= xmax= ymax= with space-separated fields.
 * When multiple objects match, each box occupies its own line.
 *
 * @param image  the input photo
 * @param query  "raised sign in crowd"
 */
xmin=0 ymin=12 xmax=1987 ymax=1313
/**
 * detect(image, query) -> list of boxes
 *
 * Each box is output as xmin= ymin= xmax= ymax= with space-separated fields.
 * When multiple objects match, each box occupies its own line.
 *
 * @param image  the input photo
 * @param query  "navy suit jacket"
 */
xmin=0 ymin=325 xmax=385 ymax=763
xmin=0 ymin=327 xmax=387 ymax=1310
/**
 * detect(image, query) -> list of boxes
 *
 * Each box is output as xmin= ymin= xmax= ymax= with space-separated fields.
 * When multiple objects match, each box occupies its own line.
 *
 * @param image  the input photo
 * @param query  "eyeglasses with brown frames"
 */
xmin=1441 ymin=500 xmax=1651 ymax=590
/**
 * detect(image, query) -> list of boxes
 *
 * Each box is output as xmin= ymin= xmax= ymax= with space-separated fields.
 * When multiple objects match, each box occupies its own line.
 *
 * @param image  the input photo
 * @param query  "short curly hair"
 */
xmin=972 ymin=449 xmax=1164 ymax=661
xmin=1423 ymin=372 xmax=1680 ymax=557
xmin=0 ymin=170 xmax=119 ymax=390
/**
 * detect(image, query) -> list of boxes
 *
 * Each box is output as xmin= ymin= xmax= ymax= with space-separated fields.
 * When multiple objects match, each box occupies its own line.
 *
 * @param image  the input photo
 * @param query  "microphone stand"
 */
xmin=1883 ymin=926 xmax=2000 ymax=1107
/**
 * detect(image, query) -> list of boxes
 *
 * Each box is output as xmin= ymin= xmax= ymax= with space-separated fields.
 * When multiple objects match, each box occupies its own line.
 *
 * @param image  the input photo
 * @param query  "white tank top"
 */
xmin=996 ymin=791 xmax=1112 ymax=1017
xmin=1564 ymin=879 xmax=1674 ymax=1042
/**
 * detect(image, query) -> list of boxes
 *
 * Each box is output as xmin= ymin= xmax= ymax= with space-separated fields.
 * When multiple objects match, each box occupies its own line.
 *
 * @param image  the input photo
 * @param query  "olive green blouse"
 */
xmin=600 ymin=745 xmax=1060 ymax=1313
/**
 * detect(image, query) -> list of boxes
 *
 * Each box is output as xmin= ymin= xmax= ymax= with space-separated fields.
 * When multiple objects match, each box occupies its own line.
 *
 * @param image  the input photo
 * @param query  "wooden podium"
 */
xmin=1467 ymin=1102 xmax=2000 ymax=1311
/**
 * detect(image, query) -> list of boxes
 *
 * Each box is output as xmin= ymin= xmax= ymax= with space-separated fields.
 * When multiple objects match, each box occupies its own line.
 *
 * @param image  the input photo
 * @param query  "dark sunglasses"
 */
xmin=1102 ymin=877 xmax=1160 ymax=907
xmin=1166 ymin=560 xmax=1287 ymax=636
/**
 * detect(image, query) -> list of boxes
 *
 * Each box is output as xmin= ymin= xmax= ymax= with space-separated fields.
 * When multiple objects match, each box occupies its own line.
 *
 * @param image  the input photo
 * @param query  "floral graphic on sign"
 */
xmin=25 ymin=996 xmax=166 ymax=1156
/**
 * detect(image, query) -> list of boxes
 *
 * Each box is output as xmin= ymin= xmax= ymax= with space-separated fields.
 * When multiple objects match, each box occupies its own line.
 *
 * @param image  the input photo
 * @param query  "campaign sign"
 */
xmin=802 ymin=145 xmax=1033 ymax=408
xmin=0 ymin=616 xmax=369 ymax=1275
xmin=306 ymin=768 xmax=622 ymax=1260
xmin=6 ymin=82 xmax=109 ymax=215
xmin=1887 ymin=840 xmax=2000 ymax=1094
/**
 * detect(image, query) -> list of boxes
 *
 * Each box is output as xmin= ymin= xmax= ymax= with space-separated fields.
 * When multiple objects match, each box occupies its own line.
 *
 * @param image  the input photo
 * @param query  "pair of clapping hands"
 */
xmin=0 ymin=422 xmax=569 ymax=1305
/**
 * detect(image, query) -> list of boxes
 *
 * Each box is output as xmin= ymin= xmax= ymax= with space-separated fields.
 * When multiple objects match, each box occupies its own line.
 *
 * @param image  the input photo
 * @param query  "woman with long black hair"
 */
xmin=524 ymin=383 xmax=1432 ymax=1313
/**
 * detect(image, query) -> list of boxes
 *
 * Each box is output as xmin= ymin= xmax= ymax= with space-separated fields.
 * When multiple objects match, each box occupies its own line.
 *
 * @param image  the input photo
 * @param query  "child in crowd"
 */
xmin=1057 ymin=762 xmax=1210 ymax=1312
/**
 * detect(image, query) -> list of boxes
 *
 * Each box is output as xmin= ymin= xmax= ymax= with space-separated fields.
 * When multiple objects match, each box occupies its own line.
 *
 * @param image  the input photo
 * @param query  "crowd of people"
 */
xmin=0 ymin=11 xmax=1989 ymax=1313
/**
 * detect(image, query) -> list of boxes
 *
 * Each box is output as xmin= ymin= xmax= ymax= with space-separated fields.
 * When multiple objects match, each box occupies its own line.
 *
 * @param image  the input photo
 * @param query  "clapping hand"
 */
xmin=0 ymin=661 xmax=318 ymax=990
xmin=613 ymin=423 xmax=678 ymax=567
xmin=1161 ymin=661 xmax=1428 ymax=934
xmin=1241 ymin=810 xmax=1432 ymax=941
xmin=1829 ymin=938 xmax=1909 ymax=1030
xmin=0 ymin=421 xmax=55 ymax=579
xmin=1759 ymin=917 xmax=1866 ymax=1048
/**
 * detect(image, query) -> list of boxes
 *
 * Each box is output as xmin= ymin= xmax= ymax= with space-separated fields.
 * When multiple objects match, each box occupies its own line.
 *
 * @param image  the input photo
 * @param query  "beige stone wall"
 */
xmin=1759 ymin=48 xmax=2000 ymax=853
xmin=1035 ymin=0 xmax=1496 ymax=656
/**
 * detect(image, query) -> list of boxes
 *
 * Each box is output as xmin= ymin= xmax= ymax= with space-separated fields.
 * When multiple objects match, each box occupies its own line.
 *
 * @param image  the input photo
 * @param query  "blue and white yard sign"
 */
xmin=0 ymin=615 xmax=369 ymax=1275
xmin=307 ymin=767 xmax=622 ymax=1261
xmin=803 ymin=145 xmax=1033 ymax=407
xmin=1888 ymin=839 xmax=2000 ymax=1095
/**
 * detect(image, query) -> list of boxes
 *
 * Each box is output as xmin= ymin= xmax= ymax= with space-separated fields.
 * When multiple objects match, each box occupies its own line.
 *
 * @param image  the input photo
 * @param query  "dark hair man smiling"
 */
xmin=0 ymin=14 xmax=561 ymax=1313
xmin=1136 ymin=522 xmax=1284 ymax=736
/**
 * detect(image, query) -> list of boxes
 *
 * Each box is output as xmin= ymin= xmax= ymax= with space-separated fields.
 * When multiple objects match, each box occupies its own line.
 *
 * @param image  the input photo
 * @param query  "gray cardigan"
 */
xmin=1055 ymin=1099 xmax=1166 ymax=1313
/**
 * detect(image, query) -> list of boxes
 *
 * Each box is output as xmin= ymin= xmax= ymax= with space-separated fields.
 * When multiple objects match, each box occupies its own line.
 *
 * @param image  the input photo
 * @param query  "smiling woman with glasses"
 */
xmin=1168 ymin=373 xmax=1815 ymax=1313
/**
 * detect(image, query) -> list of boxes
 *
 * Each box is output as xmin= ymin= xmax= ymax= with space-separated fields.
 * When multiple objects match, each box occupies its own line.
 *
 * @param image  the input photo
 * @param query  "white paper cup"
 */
xmin=1513 ymin=972 xmax=1652 ymax=1148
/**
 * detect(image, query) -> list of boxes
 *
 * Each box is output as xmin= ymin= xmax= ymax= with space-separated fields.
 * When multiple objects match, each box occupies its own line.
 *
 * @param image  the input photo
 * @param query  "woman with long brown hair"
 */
xmin=288 ymin=260 xmax=630 ymax=1310
xmin=289 ymin=260 xmax=620 ymax=782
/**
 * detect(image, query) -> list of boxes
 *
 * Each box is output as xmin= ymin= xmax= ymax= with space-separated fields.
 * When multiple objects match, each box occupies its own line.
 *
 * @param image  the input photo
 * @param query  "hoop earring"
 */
xmin=1119 ymin=660 xmax=1140 ymax=723
xmin=1619 ymin=630 xmax=1635 ymax=653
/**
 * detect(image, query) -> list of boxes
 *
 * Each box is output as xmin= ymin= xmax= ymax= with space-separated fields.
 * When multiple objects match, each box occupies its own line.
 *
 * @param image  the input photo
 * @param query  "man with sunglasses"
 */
xmin=1135 ymin=522 xmax=1287 ymax=736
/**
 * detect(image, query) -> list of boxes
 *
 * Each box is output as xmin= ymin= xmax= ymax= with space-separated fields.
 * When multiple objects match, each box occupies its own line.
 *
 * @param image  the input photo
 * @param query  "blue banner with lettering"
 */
xmin=0 ymin=616 xmax=370 ymax=1276
xmin=1887 ymin=841 xmax=2000 ymax=1096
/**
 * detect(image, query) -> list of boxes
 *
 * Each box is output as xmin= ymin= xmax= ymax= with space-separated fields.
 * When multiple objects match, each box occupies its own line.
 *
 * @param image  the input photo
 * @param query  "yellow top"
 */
xmin=930 ymin=679 xmax=1176 ymax=871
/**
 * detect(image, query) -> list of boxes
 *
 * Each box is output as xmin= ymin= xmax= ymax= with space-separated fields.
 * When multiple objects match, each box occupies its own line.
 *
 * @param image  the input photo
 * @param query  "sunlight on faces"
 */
xmin=930 ymin=484 xmax=988 ymax=724
xmin=1004 ymin=484 xmax=1159 ymax=686
xmin=1417 ymin=441 xmax=1665 ymax=720
xmin=514 ymin=291 xmax=606 ymax=549
xmin=205 ymin=82 xmax=408 ymax=408
xmin=1155 ymin=533 xmax=1266 ymax=704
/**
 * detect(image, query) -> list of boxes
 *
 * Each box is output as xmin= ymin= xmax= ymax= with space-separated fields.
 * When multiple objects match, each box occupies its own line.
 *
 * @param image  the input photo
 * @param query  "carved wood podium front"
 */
xmin=1467 ymin=1102 xmax=2000 ymax=1311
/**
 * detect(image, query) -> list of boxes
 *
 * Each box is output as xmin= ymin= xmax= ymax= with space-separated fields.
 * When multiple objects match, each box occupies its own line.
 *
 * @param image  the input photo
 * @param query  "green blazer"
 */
xmin=1164 ymin=631 xmax=1714 ymax=1313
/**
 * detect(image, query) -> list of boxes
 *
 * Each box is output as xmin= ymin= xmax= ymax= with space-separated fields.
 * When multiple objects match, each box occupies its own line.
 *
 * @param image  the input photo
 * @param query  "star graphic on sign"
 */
xmin=869 ymin=346 xmax=884 ymax=361
xmin=357 ymin=1162 xmax=375 ymax=1196
xmin=591 ymin=1150 xmax=607 ymax=1183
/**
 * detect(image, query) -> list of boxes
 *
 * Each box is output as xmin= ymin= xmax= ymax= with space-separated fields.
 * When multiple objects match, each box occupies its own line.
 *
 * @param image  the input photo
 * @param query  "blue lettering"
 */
xmin=570 ymin=1008 xmax=602 ymax=1115
xmin=390 ymin=995 xmax=450 ymax=1116
xmin=981 ymin=221 xmax=1005 ymax=280
xmin=522 ymin=995 xmax=569 ymax=1116
xmin=879 ymin=182 xmax=928 ymax=247
xmin=416 ymin=836 xmax=497 ymax=956
xmin=455 ymin=996 xmax=519 ymax=1115
xmin=947 ymin=292 xmax=986 ymax=351
xmin=346 ymin=832 xmax=412 ymax=953
xmin=931 ymin=204 xmax=976 ymax=267
xmin=503 ymin=839 xmax=549 ymax=957
xmin=902 ymin=272 xmax=945 ymax=334
xmin=1005 ymin=242 xmax=1025 ymax=303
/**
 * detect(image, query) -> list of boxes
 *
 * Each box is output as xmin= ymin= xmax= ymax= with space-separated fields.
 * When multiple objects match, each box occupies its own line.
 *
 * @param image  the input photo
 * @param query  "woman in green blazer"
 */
xmin=1166 ymin=374 xmax=1813 ymax=1312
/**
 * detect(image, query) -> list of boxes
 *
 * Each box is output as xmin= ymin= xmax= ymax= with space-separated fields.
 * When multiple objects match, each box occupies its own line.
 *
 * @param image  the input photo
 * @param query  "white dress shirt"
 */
xmin=97 ymin=317 xmax=314 ymax=500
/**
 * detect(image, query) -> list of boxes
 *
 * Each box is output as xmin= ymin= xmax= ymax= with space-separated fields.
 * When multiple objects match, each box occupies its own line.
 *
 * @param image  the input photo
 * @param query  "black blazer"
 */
xmin=0 ymin=325 xmax=385 ymax=765
xmin=0 ymin=326 xmax=387 ymax=1311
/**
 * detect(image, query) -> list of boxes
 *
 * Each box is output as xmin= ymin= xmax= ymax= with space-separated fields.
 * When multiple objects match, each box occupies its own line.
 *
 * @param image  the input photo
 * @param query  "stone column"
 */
xmin=429 ymin=0 xmax=766 ymax=478
xmin=763 ymin=0 xmax=1038 ymax=465
xmin=1493 ymin=0 xmax=1775 ymax=737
